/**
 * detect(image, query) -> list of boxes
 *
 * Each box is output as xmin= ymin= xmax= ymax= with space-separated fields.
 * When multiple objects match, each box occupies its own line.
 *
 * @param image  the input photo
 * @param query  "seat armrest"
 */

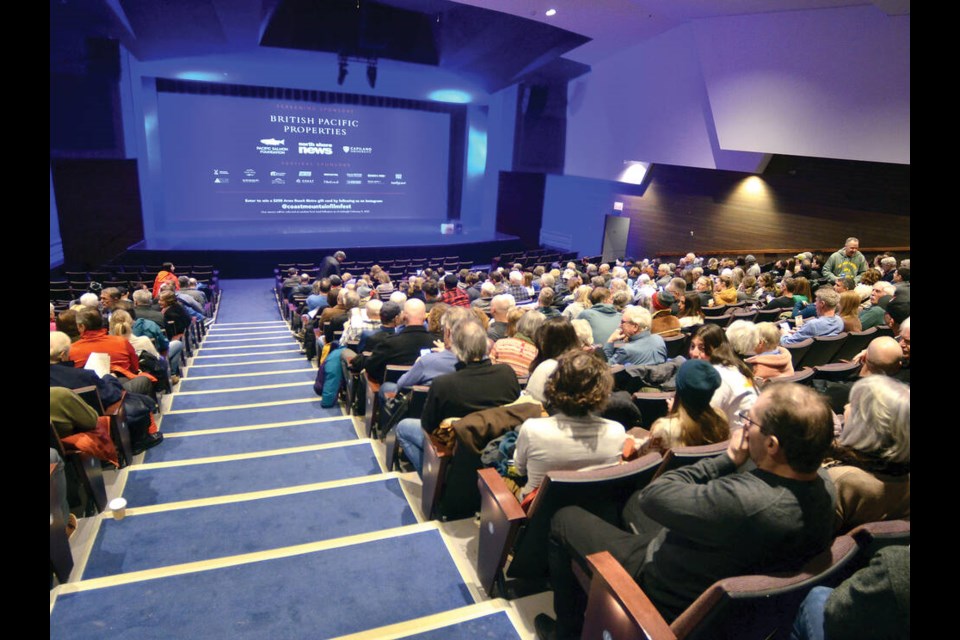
xmin=582 ymin=551 xmax=677 ymax=640
xmin=476 ymin=468 xmax=527 ymax=596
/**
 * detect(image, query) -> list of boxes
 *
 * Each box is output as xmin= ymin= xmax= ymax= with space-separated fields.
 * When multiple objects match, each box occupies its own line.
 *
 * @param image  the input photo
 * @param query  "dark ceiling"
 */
xmin=51 ymin=0 xmax=592 ymax=93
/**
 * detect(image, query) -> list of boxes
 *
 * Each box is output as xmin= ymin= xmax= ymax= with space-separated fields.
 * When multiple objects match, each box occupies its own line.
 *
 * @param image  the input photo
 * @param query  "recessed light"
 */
xmin=545 ymin=9 xmax=557 ymax=17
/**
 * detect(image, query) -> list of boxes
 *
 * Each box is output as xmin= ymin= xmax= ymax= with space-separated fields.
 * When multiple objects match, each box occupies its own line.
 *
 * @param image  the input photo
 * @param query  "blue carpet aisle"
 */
xmin=50 ymin=278 xmax=528 ymax=639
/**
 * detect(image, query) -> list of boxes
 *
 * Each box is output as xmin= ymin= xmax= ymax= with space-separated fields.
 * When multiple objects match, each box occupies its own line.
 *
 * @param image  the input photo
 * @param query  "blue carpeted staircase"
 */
xmin=50 ymin=278 xmax=525 ymax=639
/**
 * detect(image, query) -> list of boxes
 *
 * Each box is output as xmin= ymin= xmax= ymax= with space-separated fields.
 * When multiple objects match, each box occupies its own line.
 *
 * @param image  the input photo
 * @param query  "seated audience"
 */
xmin=395 ymin=320 xmax=520 ymax=475
xmin=725 ymin=320 xmax=759 ymax=358
xmin=822 ymin=375 xmax=910 ymax=534
xmin=110 ymin=309 xmax=157 ymax=357
xmin=539 ymin=382 xmax=836 ymax=638
xmin=602 ymin=306 xmax=667 ymax=366
xmin=781 ymin=287 xmax=844 ymax=345
xmin=689 ymin=324 xmax=758 ymax=424
xmin=712 ymin=274 xmax=738 ymax=306
xmin=858 ymin=282 xmax=895 ymax=329
xmin=50 ymin=386 xmax=99 ymax=439
xmin=525 ymin=317 xmax=581 ymax=404
xmin=648 ymin=359 xmax=729 ymax=450
xmin=68 ymin=307 xmax=153 ymax=395
xmin=514 ymin=350 xmax=626 ymax=498
xmin=838 ymin=290 xmax=863 ymax=333
xmin=746 ymin=322 xmax=795 ymax=382
xmin=490 ymin=309 xmax=544 ymax=377
xmin=486 ymin=293 xmax=515 ymax=341
xmin=677 ymin=292 xmax=704 ymax=328
xmin=577 ymin=287 xmax=621 ymax=345
xmin=649 ymin=291 xmax=681 ymax=337
xmin=790 ymin=545 xmax=909 ymax=640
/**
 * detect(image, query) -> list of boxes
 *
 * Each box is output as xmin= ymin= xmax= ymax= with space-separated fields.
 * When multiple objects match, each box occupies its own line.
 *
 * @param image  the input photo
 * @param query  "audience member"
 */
xmin=538 ymin=382 xmax=836 ymax=638
xmin=689 ymin=324 xmax=758 ymax=424
xmin=822 ymin=375 xmax=909 ymax=534
xmin=712 ymin=274 xmax=738 ymax=306
xmin=781 ymin=288 xmax=844 ymax=345
xmin=68 ymin=307 xmax=153 ymax=395
xmin=394 ymin=321 xmax=520 ymax=475
xmin=745 ymin=322 xmax=795 ymax=382
xmin=490 ymin=310 xmax=544 ymax=377
xmin=677 ymin=292 xmax=704 ymax=328
xmin=577 ymin=288 xmax=621 ymax=346
xmin=648 ymin=358 xmax=729 ymax=450
xmin=791 ymin=545 xmax=909 ymax=640
xmin=725 ymin=320 xmax=759 ymax=358
xmin=487 ymin=293 xmax=515 ymax=341
xmin=602 ymin=306 xmax=667 ymax=366
xmin=360 ymin=298 xmax=435 ymax=384
xmin=319 ymin=250 xmax=346 ymax=278
xmin=514 ymin=350 xmax=625 ymax=497
xmin=525 ymin=317 xmax=581 ymax=404
xmin=837 ymin=291 xmax=863 ymax=333
xmin=561 ymin=285 xmax=592 ymax=320
xmin=151 ymin=262 xmax=179 ymax=298
xmin=822 ymin=237 xmax=868 ymax=283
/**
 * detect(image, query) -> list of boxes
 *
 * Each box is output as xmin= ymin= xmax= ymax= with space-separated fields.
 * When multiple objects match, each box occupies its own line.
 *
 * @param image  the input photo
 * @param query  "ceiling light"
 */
xmin=545 ymin=9 xmax=557 ymax=17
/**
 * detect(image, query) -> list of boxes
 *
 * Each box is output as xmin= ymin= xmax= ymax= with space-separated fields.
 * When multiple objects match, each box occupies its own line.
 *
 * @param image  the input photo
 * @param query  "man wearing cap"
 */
xmin=537 ymin=383 xmax=836 ymax=639
xmin=362 ymin=298 xmax=436 ymax=385
xmin=346 ymin=300 xmax=403 ymax=374
xmin=744 ymin=255 xmax=761 ymax=278
xmin=603 ymin=306 xmax=667 ymax=366
xmin=781 ymin=288 xmax=844 ymax=345
xmin=822 ymin=238 xmax=868 ymax=283
xmin=858 ymin=282 xmax=896 ymax=330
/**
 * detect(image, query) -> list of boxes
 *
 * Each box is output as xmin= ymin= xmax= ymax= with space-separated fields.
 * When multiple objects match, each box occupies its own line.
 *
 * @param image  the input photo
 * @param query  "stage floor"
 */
xmin=131 ymin=224 xmax=506 ymax=251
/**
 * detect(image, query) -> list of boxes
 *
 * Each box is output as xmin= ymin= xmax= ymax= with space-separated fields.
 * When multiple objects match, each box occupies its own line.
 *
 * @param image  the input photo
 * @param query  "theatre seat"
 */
xmin=476 ymin=452 xmax=663 ymax=598
xmin=579 ymin=533 xmax=861 ymax=640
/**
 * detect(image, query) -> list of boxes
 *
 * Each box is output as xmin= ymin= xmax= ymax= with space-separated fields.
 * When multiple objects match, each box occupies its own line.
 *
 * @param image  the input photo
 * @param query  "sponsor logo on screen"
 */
xmin=271 ymin=177 xmax=285 ymax=184
xmin=298 ymin=171 xmax=312 ymax=177
xmin=244 ymin=169 xmax=256 ymax=177
xmin=257 ymin=138 xmax=289 ymax=155
xmin=342 ymin=146 xmax=373 ymax=154
xmin=213 ymin=169 xmax=230 ymax=175
xmin=298 ymin=142 xmax=334 ymax=155
xmin=270 ymin=171 xmax=286 ymax=177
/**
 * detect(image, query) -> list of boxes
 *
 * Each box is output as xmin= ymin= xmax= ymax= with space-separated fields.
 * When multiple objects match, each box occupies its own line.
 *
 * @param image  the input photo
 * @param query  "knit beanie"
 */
xmin=675 ymin=359 xmax=722 ymax=413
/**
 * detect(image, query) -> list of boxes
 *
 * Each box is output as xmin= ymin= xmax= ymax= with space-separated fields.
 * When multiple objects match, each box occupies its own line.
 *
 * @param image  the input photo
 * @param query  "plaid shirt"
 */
xmin=440 ymin=287 xmax=471 ymax=307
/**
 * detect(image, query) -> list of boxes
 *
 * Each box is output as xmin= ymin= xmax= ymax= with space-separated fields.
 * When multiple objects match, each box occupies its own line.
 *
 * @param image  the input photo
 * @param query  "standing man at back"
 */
xmin=319 ymin=250 xmax=346 ymax=279
xmin=538 ymin=383 xmax=836 ymax=639
xmin=822 ymin=238 xmax=868 ymax=283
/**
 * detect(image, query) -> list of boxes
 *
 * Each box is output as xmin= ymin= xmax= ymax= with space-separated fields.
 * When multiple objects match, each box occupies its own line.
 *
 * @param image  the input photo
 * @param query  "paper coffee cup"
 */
xmin=109 ymin=497 xmax=128 ymax=521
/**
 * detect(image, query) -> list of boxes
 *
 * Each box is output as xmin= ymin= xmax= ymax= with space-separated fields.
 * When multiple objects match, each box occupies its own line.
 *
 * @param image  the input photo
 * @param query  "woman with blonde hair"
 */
xmin=838 ymin=291 xmax=863 ymax=333
xmin=109 ymin=309 xmax=158 ymax=357
xmin=648 ymin=359 xmax=729 ymax=450
xmin=562 ymin=284 xmax=593 ymax=320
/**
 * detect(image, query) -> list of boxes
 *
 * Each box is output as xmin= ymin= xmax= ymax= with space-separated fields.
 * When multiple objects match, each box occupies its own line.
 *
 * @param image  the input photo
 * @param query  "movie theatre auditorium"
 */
xmin=50 ymin=2 xmax=909 ymax=639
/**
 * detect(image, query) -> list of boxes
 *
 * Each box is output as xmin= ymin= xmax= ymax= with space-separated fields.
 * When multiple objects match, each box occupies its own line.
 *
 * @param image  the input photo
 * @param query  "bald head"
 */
xmin=403 ymin=298 xmax=427 ymax=326
xmin=862 ymin=336 xmax=903 ymax=376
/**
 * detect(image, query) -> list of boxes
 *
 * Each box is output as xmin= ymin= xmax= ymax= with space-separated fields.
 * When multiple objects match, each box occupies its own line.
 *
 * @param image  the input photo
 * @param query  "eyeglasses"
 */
xmin=736 ymin=410 xmax=769 ymax=434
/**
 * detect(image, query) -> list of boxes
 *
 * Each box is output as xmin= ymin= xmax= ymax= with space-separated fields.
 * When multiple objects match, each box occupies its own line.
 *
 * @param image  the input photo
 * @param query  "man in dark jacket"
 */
xmin=319 ymin=251 xmax=346 ymax=278
xmin=537 ymin=383 xmax=836 ymax=639
xmin=361 ymin=299 xmax=435 ymax=384
xmin=394 ymin=319 xmax=520 ymax=475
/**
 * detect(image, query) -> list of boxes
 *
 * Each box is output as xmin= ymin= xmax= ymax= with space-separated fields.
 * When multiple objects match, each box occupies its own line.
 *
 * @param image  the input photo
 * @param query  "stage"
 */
xmin=117 ymin=225 xmax=526 ymax=278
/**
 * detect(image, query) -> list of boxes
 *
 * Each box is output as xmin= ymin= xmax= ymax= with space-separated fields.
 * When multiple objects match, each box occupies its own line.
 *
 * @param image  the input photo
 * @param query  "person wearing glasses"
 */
xmin=601 ymin=306 xmax=667 ymax=366
xmin=536 ymin=383 xmax=836 ymax=640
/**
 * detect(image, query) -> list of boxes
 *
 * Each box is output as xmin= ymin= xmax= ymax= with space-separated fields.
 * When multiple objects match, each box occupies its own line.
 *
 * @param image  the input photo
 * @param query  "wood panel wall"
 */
xmin=622 ymin=156 xmax=909 ymax=261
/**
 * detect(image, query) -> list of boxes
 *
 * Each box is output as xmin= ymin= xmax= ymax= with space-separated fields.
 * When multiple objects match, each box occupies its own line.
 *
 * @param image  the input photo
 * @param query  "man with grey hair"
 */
xmin=858 ymin=281 xmax=896 ymax=330
xmin=393 ymin=320 xmax=520 ymax=475
xmin=602 ymin=306 xmax=667 ymax=365
xmin=487 ymin=293 xmax=516 ymax=341
xmin=506 ymin=270 xmax=531 ymax=303
xmin=319 ymin=250 xmax=347 ymax=278
xmin=471 ymin=281 xmax=497 ymax=314
xmin=79 ymin=292 xmax=99 ymax=309
xmin=726 ymin=320 xmax=760 ymax=358
xmin=822 ymin=237 xmax=868 ymax=283
xmin=343 ymin=296 xmax=380 ymax=343
xmin=781 ymin=287 xmax=844 ymax=345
